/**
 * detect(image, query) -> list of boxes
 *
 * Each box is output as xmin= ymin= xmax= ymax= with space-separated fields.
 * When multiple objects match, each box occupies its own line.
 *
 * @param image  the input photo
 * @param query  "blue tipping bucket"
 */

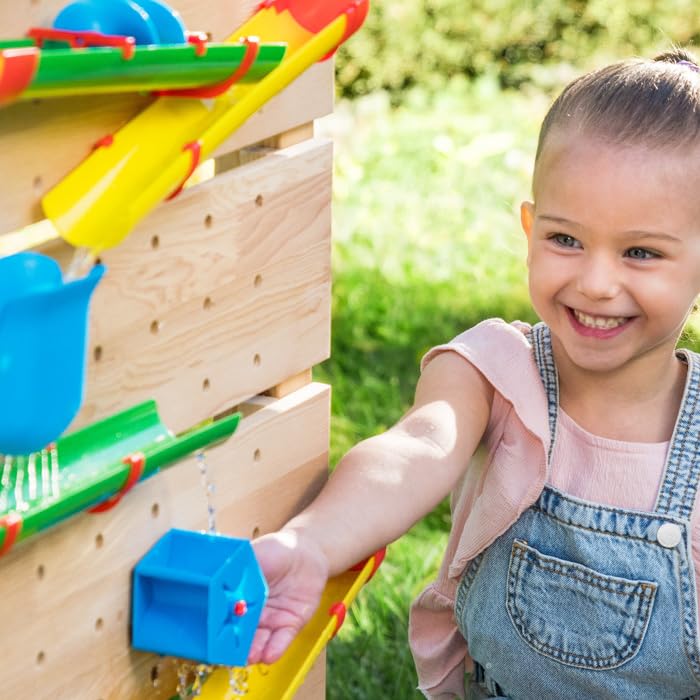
xmin=132 ymin=528 xmax=268 ymax=666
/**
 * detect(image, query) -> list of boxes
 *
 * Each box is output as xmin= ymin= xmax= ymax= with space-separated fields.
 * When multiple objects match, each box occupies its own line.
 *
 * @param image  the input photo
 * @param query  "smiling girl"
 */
xmin=250 ymin=49 xmax=700 ymax=699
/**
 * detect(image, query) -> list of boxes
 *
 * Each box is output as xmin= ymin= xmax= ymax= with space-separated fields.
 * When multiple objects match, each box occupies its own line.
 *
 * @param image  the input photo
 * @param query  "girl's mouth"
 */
xmin=566 ymin=307 xmax=634 ymax=337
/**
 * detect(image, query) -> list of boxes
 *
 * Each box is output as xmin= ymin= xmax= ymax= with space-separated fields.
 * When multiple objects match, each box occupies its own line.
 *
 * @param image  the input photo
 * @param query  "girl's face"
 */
xmin=522 ymin=131 xmax=700 ymax=377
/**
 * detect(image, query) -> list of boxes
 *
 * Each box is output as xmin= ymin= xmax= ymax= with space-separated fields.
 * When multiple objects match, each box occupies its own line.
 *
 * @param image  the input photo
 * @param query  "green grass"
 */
xmin=317 ymin=77 xmax=547 ymax=699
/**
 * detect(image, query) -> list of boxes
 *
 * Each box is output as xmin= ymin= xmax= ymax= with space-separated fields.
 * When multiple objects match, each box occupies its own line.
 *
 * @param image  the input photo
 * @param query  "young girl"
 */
xmin=249 ymin=48 xmax=700 ymax=699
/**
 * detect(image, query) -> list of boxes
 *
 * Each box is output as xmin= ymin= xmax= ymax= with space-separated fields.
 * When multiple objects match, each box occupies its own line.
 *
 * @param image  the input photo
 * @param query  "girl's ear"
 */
xmin=520 ymin=201 xmax=534 ymax=239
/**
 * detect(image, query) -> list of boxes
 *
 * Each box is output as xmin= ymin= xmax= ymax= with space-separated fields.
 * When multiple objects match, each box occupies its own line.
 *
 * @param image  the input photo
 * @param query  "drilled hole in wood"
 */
xmin=252 ymin=527 xmax=261 ymax=539
xmin=254 ymin=274 xmax=263 ymax=288
xmin=33 ymin=175 xmax=43 ymax=192
xmin=93 ymin=345 xmax=103 ymax=362
xmin=95 ymin=257 xmax=103 ymax=266
xmin=36 ymin=651 xmax=45 ymax=666
xmin=151 ymin=664 xmax=160 ymax=687
xmin=151 ymin=235 xmax=160 ymax=250
xmin=204 ymin=214 xmax=213 ymax=228
xmin=203 ymin=296 xmax=212 ymax=310
xmin=150 ymin=320 xmax=161 ymax=335
xmin=253 ymin=353 xmax=261 ymax=367
xmin=37 ymin=564 xmax=45 ymax=580
xmin=151 ymin=502 xmax=160 ymax=518
xmin=202 ymin=378 xmax=210 ymax=391
xmin=254 ymin=448 xmax=261 ymax=462
xmin=95 ymin=533 xmax=104 ymax=548
xmin=255 ymin=194 xmax=264 ymax=207
xmin=95 ymin=617 xmax=104 ymax=632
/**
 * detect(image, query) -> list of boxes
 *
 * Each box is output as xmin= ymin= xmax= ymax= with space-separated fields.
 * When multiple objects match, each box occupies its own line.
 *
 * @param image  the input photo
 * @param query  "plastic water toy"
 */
xmin=0 ymin=0 xmax=287 ymax=105
xmin=0 ymin=252 xmax=104 ymax=456
xmin=132 ymin=528 xmax=268 ymax=666
xmin=197 ymin=547 xmax=386 ymax=699
xmin=0 ymin=401 xmax=240 ymax=556
xmin=42 ymin=0 xmax=370 ymax=254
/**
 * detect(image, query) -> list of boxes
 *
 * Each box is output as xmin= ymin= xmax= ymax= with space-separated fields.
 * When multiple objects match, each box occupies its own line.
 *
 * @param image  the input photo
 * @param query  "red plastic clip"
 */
xmin=165 ymin=140 xmax=202 ymax=201
xmin=92 ymin=133 xmax=115 ymax=151
xmin=88 ymin=452 xmax=146 ymax=513
xmin=187 ymin=32 xmax=209 ymax=57
xmin=27 ymin=27 xmax=136 ymax=59
xmin=328 ymin=601 xmax=347 ymax=639
xmin=233 ymin=600 xmax=248 ymax=616
xmin=349 ymin=546 xmax=386 ymax=582
xmin=0 ymin=513 xmax=22 ymax=558
xmin=0 ymin=48 xmax=40 ymax=105
xmin=156 ymin=35 xmax=260 ymax=99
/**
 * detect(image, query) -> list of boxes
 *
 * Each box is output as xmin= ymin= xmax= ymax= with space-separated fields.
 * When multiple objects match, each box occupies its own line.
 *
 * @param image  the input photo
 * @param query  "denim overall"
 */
xmin=455 ymin=323 xmax=700 ymax=699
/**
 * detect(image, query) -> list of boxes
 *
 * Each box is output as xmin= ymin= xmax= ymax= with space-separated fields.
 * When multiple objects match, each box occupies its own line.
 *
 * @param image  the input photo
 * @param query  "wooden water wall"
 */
xmin=0 ymin=1 xmax=334 ymax=697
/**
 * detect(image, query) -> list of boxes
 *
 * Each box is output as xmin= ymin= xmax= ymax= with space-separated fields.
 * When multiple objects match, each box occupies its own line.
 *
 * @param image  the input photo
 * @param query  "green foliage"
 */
xmin=336 ymin=0 xmax=700 ymax=100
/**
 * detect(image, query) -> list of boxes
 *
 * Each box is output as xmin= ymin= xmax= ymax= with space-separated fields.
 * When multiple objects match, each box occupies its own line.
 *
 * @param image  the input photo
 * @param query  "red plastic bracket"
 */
xmin=27 ymin=27 xmax=136 ymax=59
xmin=328 ymin=601 xmax=347 ymax=639
xmin=0 ymin=47 xmax=40 ymax=105
xmin=165 ymin=140 xmax=202 ymax=201
xmin=88 ymin=452 xmax=146 ymax=513
xmin=349 ymin=546 xmax=387 ymax=582
xmin=92 ymin=133 xmax=115 ymax=151
xmin=187 ymin=32 xmax=209 ymax=57
xmin=156 ymin=35 xmax=260 ymax=99
xmin=0 ymin=513 xmax=22 ymax=558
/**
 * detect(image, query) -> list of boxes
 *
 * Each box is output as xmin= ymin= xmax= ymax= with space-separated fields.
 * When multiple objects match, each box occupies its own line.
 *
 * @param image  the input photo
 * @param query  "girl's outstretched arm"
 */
xmin=249 ymin=349 xmax=493 ymax=664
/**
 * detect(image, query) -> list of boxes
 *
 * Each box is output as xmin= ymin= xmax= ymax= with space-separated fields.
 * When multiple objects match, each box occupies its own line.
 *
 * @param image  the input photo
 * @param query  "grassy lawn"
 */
xmin=316 ymin=77 xmax=547 ymax=699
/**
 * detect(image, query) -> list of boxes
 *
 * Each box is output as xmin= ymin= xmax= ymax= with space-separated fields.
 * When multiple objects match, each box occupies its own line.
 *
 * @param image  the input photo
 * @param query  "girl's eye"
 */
xmin=550 ymin=233 xmax=580 ymax=248
xmin=625 ymin=247 xmax=658 ymax=260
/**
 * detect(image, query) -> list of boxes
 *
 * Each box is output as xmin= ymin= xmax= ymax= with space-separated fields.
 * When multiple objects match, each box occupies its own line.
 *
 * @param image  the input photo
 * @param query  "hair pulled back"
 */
xmin=536 ymin=48 xmax=700 ymax=163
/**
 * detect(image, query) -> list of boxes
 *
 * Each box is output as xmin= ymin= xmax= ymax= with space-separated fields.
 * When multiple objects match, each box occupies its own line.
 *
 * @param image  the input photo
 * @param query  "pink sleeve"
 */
xmin=409 ymin=582 xmax=469 ymax=698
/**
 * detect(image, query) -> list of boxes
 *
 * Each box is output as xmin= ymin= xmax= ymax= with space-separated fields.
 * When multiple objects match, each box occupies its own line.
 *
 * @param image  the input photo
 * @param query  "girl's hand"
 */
xmin=248 ymin=530 xmax=329 ymax=665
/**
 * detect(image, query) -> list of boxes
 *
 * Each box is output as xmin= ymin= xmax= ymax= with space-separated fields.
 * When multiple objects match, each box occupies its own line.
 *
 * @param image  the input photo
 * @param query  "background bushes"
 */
xmin=336 ymin=0 xmax=700 ymax=100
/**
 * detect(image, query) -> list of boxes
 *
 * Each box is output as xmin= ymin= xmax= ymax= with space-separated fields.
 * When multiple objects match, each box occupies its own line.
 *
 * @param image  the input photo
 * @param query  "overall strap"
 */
xmin=530 ymin=323 xmax=559 ymax=464
xmin=655 ymin=349 xmax=700 ymax=520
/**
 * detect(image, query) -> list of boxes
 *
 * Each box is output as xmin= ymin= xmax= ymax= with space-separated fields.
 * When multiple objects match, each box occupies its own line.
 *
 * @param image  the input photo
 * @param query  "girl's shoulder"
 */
xmin=422 ymin=318 xmax=550 ymax=447
xmin=421 ymin=318 xmax=535 ymax=373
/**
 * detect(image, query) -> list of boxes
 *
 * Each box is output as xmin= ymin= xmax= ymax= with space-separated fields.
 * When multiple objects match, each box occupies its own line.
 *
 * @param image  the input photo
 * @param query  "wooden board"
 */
xmin=0 ymin=382 xmax=330 ymax=700
xmin=0 ymin=59 xmax=333 ymax=236
xmin=46 ymin=137 xmax=332 ymax=434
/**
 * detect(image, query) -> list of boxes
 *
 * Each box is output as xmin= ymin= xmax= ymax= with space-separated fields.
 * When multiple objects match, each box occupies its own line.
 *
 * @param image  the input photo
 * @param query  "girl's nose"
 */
xmin=576 ymin=254 xmax=621 ymax=300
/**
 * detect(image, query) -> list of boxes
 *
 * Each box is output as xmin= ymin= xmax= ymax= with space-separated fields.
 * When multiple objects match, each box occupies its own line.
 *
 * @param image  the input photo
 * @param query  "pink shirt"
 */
xmin=408 ymin=319 xmax=700 ymax=699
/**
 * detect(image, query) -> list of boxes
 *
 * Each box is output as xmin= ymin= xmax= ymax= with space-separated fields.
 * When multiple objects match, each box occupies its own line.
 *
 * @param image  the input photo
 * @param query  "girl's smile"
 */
xmin=566 ymin=306 xmax=633 ymax=338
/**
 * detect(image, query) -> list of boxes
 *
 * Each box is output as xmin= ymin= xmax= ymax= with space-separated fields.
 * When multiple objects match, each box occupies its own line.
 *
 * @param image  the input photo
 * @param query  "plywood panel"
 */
xmin=0 ymin=0 xmax=258 ymax=42
xmin=57 ymin=137 xmax=333 ymax=434
xmin=0 ymin=59 xmax=333 ymax=235
xmin=0 ymin=382 xmax=331 ymax=700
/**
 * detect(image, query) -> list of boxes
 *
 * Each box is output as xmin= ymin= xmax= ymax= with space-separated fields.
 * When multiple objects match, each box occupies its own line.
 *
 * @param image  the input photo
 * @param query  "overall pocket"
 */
xmin=506 ymin=539 xmax=657 ymax=670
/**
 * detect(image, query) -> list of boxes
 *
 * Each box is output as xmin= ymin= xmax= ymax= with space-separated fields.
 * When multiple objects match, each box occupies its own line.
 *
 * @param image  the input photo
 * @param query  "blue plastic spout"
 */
xmin=132 ymin=528 xmax=269 ymax=667
xmin=0 ymin=252 xmax=105 ymax=456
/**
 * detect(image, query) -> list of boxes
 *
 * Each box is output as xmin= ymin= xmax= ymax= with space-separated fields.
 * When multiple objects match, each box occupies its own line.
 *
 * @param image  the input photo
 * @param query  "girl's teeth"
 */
xmin=573 ymin=310 xmax=628 ymax=329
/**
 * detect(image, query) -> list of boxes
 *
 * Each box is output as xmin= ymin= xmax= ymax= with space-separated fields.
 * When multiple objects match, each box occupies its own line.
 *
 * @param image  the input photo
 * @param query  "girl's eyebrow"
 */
xmin=537 ymin=215 xmax=682 ymax=243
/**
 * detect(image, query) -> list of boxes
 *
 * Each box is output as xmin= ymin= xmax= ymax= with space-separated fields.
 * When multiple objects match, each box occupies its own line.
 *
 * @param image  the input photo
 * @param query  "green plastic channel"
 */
xmin=0 ymin=39 xmax=36 ymax=49
xmin=0 ymin=400 xmax=240 ymax=549
xmin=20 ymin=42 xmax=286 ymax=98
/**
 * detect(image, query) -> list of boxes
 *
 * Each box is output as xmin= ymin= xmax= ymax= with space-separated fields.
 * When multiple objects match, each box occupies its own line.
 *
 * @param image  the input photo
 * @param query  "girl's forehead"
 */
xmin=533 ymin=131 xmax=700 ymax=230
xmin=534 ymin=131 xmax=700 ymax=197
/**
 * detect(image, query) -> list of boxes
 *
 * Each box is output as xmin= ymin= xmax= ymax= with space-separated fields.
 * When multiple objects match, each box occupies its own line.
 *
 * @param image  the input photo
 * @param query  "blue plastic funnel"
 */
xmin=132 ymin=529 xmax=268 ymax=666
xmin=0 ymin=252 xmax=104 ymax=456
